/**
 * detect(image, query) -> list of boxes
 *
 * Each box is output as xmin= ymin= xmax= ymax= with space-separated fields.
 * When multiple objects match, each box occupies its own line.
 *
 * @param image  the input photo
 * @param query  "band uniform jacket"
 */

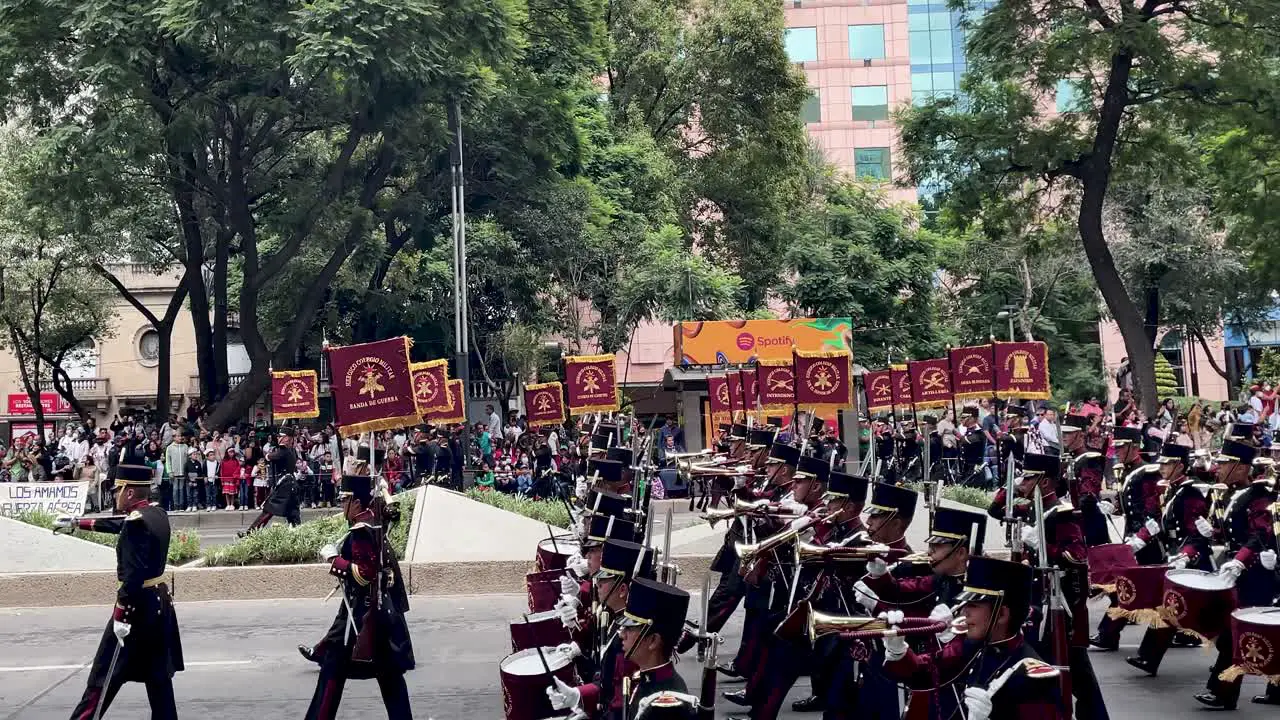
xmin=1119 ymin=466 xmax=1166 ymax=565
xmin=1069 ymin=452 xmax=1110 ymax=546
xmin=1223 ymin=480 xmax=1278 ymax=607
xmin=320 ymin=511 xmax=415 ymax=678
xmin=623 ymin=663 xmax=689 ymax=720
xmin=884 ymin=634 xmax=1065 ymax=720
xmin=1151 ymin=478 xmax=1213 ymax=572
xmin=1039 ymin=506 xmax=1091 ymax=647
xmin=578 ymin=628 xmax=640 ymax=720
xmin=78 ymin=501 xmax=183 ymax=686
xmin=801 ymin=515 xmax=867 ymax=613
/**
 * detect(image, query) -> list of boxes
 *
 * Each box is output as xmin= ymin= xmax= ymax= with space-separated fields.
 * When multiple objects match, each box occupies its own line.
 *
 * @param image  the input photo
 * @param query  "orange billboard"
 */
xmin=674 ymin=318 xmax=853 ymax=365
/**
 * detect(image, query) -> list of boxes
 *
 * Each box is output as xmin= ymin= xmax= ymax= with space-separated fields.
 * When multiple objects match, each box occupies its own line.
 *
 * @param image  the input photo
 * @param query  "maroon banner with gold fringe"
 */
xmin=271 ymin=370 xmax=319 ymax=420
xmin=908 ymin=358 xmax=953 ymax=409
xmin=726 ymin=370 xmax=744 ymax=421
xmin=994 ymin=341 xmax=1051 ymax=399
xmin=564 ymin=354 xmax=619 ymax=414
xmin=890 ymin=365 xmax=913 ymax=408
xmin=524 ymin=382 xmax=566 ymax=428
xmin=757 ymin=358 xmax=795 ymax=412
xmin=327 ymin=337 xmax=419 ymax=434
xmin=410 ymin=359 xmax=452 ymax=416
xmin=865 ymin=370 xmax=893 ymax=413
xmin=950 ymin=345 xmax=995 ymax=400
xmin=425 ymin=379 xmax=466 ymax=425
xmin=793 ymin=349 xmax=853 ymax=410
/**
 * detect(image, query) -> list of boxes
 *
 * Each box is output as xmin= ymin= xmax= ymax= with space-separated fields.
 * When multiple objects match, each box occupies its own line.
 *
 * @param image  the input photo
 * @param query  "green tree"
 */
xmin=896 ymin=0 xmax=1280 ymax=416
xmin=1155 ymin=353 xmax=1180 ymax=398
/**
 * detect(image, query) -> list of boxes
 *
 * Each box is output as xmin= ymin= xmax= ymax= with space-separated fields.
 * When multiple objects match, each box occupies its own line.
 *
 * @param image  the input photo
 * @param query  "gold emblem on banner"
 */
xmin=282 ymin=379 xmax=308 ymax=403
xmin=804 ymin=360 xmax=839 ymax=396
xmin=414 ymin=372 xmax=440 ymax=403
xmin=920 ymin=368 xmax=947 ymax=392
xmin=957 ymin=354 xmax=989 ymax=378
xmin=871 ymin=376 xmax=892 ymax=402
xmin=1004 ymin=350 xmax=1038 ymax=383
xmin=533 ymin=390 xmax=555 ymax=413
xmin=576 ymin=365 xmax=608 ymax=395
xmin=1116 ymin=576 xmax=1137 ymax=606
xmin=1163 ymin=590 xmax=1188 ymax=621
xmin=717 ymin=384 xmax=730 ymax=406
xmin=766 ymin=368 xmax=793 ymax=393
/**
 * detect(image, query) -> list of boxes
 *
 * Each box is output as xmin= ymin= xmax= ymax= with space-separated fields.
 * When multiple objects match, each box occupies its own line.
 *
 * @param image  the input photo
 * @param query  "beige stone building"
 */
xmin=0 ymin=264 xmax=251 ymax=443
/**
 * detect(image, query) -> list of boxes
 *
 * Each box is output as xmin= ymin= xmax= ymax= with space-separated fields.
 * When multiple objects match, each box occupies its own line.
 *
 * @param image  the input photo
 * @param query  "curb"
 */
xmin=0 ymin=555 xmax=716 ymax=607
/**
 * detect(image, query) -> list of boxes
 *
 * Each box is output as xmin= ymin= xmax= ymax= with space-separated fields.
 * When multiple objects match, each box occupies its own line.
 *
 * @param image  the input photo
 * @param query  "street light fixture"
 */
xmin=996 ymin=310 xmax=1015 ymax=342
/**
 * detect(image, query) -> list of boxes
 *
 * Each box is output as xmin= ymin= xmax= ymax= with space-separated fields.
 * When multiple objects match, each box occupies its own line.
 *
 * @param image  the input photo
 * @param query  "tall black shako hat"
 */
xmin=618 ymin=577 xmax=691 ymax=651
xmin=928 ymin=507 xmax=987 ymax=554
xmin=584 ymin=513 xmax=637 ymax=547
xmin=728 ymin=424 xmax=749 ymax=441
xmin=586 ymin=489 xmax=632 ymax=519
xmin=957 ymin=555 xmax=1035 ymax=625
xmin=1157 ymin=442 xmax=1192 ymax=465
xmin=867 ymin=482 xmax=918 ymax=520
xmin=1217 ymin=438 xmax=1258 ymax=466
xmin=766 ymin=443 xmax=801 ymax=468
xmin=606 ymin=447 xmax=634 ymax=468
xmin=827 ymin=471 xmax=870 ymax=505
xmin=588 ymin=459 xmax=626 ymax=484
xmin=339 ymin=474 xmax=374 ymax=502
xmin=1021 ymin=451 xmax=1061 ymax=477
xmin=747 ymin=428 xmax=777 ymax=449
xmin=795 ymin=455 xmax=830 ymax=483
xmin=114 ymin=464 xmax=153 ymax=488
xmin=1112 ymin=426 xmax=1142 ymax=445
xmin=595 ymin=539 xmax=656 ymax=582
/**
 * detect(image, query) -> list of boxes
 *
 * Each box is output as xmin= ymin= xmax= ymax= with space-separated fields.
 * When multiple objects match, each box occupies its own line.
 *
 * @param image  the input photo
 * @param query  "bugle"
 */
xmin=735 ymin=518 xmax=815 ymax=568
xmin=794 ymin=542 xmax=910 ymax=565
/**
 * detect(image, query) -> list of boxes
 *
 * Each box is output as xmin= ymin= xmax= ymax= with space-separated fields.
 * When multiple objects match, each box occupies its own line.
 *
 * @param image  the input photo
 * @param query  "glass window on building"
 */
xmin=930 ymin=28 xmax=953 ymax=63
xmin=801 ymin=89 xmax=821 ymax=124
xmin=852 ymin=85 xmax=889 ymax=121
xmin=1056 ymin=78 xmax=1084 ymax=113
xmin=855 ymin=148 xmax=891 ymax=181
xmin=848 ymin=25 xmax=886 ymax=60
xmin=911 ymin=71 xmax=933 ymax=105
xmin=785 ymin=27 xmax=819 ymax=63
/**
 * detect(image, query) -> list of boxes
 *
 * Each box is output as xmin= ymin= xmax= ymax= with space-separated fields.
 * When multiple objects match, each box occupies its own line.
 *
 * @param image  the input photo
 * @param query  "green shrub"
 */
xmin=203 ymin=489 xmax=418 ymax=567
xmin=13 ymin=509 xmax=201 ymax=565
xmin=1155 ymin=354 xmax=1180 ymax=398
xmin=464 ymin=488 xmax=571 ymax=529
xmin=941 ymin=485 xmax=994 ymax=510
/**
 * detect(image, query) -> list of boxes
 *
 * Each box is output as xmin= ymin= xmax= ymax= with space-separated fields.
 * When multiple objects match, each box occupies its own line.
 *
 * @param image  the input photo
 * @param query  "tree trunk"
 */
xmin=189 ymin=266 xmax=215 ymax=403
xmin=213 ymin=227 xmax=230 ymax=401
xmin=155 ymin=319 xmax=175 ymax=421
xmin=1143 ymin=285 xmax=1160 ymax=348
xmin=51 ymin=363 xmax=89 ymax=423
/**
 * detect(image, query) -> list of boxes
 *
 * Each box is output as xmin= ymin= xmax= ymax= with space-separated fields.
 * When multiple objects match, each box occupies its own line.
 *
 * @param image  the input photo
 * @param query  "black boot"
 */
xmin=1194 ymin=692 xmax=1237 ymax=710
xmin=1172 ymin=632 xmax=1202 ymax=648
xmin=1089 ymin=633 xmax=1119 ymax=651
xmin=722 ymin=690 xmax=752 ymax=707
xmin=297 ymin=645 xmax=319 ymax=664
xmin=717 ymin=661 xmax=743 ymax=679
xmin=792 ymin=695 xmax=824 ymax=712
xmin=1126 ymin=657 xmax=1158 ymax=676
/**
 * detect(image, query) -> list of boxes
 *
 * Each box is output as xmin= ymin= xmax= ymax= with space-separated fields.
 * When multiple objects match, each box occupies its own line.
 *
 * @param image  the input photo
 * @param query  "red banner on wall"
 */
xmin=327 ymin=337 xmax=419 ymax=435
xmin=908 ymin=358 xmax=953 ymax=409
xmin=794 ymin=349 xmax=853 ymax=409
xmin=271 ymin=370 xmax=320 ymax=419
xmin=890 ymin=365 xmax=913 ymax=408
xmin=994 ymin=341 xmax=1051 ymax=399
xmin=410 ymin=359 xmax=452 ymax=416
xmin=524 ymin=382 xmax=566 ymax=428
xmin=564 ymin=354 xmax=619 ymax=414
xmin=950 ymin=345 xmax=995 ymax=400
xmin=865 ymin=370 xmax=894 ymax=413
xmin=6 ymin=392 xmax=72 ymax=416
xmin=425 ymin=379 xmax=466 ymax=425
xmin=757 ymin=359 xmax=795 ymax=412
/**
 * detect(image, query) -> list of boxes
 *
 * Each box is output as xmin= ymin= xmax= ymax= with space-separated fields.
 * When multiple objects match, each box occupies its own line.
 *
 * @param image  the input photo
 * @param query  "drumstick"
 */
xmin=548 ymin=526 xmax=560 ymax=555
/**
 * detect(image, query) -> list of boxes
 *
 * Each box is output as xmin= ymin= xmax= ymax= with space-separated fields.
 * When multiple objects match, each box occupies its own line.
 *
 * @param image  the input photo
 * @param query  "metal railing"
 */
xmin=36 ymin=377 xmax=110 ymax=398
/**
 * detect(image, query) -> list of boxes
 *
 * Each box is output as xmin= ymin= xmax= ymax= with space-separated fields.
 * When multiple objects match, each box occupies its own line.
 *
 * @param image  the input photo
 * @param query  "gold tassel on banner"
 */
xmin=1106 ymin=607 xmax=1171 ymax=629
xmin=1218 ymin=666 xmax=1248 ymax=683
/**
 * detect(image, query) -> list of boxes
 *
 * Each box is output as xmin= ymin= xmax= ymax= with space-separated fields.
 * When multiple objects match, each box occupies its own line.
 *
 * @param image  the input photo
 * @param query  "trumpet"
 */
xmin=701 ymin=498 xmax=804 ymax=528
xmin=808 ymin=608 xmax=890 ymax=641
xmin=794 ymin=541 xmax=910 ymax=565
xmin=735 ymin=518 xmax=816 ymax=567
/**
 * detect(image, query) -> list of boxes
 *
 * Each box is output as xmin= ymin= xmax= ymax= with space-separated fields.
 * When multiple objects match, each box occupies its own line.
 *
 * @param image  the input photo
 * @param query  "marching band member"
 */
xmin=1125 ymin=442 xmax=1214 ymax=676
xmin=1195 ymin=440 xmax=1279 ymax=710
xmin=1060 ymin=412 xmax=1111 ymax=546
xmin=882 ymin=556 xmax=1067 ymax=720
xmin=56 ymin=464 xmax=184 ymax=720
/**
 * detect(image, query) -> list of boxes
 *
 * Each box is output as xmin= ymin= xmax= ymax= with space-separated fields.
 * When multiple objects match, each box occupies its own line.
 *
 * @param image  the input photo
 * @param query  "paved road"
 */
xmin=1 ymin=594 xmax=1275 ymax=719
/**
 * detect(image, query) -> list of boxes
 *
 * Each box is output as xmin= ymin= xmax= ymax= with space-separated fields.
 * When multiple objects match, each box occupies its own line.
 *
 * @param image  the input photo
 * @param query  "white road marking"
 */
xmin=0 ymin=660 xmax=253 ymax=673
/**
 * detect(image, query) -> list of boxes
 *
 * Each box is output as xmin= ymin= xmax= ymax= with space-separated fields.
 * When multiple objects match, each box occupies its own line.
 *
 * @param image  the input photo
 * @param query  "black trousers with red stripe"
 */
xmin=304 ymin=661 xmax=412 ymax=720
xmin=69 ymin=676 xmax=177 ymax=720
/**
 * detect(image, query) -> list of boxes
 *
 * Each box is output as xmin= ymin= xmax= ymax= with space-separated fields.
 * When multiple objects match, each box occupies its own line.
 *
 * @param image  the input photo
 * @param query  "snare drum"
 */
xmin=1229 ymin=607 xmax=1280 ymax=677
xmin=536 ymin=536 xmax=580 ymax=573
xmin=526 ymin=569 xmax=567 ymax=613
xmin=510 ymin=610 xmax=571 ymax=653
xmin=499 ymin=647 xmax=579 ymax=720
xmin=1164 ymin=569 xmax=1238 ymax=641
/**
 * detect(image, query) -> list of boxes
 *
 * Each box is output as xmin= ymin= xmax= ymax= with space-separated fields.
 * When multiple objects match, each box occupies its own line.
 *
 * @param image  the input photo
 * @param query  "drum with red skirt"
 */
xmin=510 ymin=610 xmax=572 ymax=653
xmin=535 ymin=536 xmax=580 ymax=573
xmin=1105 ymin=565 xmax=1168 ymax=626
xmin=1163 ymin=568 xmax=1237 ymax=642
xmin=526 ymin=569 xmax=567 ymax=613
xmin=1222 ymin=607 xmax=1280 ymax=683
xmin=499 ymin=646 xmax=579 ymax=720
xmin=1087 ymin=543 xmax=1136 ymax=593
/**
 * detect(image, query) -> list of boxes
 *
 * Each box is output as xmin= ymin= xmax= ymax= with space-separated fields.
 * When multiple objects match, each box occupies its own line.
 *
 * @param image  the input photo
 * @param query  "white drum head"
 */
xmin=1233 ymin=607 xmax=1280 ymax=625
xmin=501 ymin=647 xmax=571 ymax=676
xmin=515 ymin=610 xmax=560 ymax=625
xmin=1166 ymin=569 xmax=1233 ymax=591
xmin=539 ymin=537 xmax=580 ymax=555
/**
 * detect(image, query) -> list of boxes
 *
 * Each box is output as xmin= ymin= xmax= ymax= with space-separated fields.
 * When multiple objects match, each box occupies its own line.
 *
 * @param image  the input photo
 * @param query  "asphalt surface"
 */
xmin=2 ymin=594 xmax=1277 ymax=719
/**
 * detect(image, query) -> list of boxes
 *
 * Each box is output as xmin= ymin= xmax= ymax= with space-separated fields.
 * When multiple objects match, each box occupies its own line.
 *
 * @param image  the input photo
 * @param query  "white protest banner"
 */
xmin=0 ymin=482 xmax=90 ymax=517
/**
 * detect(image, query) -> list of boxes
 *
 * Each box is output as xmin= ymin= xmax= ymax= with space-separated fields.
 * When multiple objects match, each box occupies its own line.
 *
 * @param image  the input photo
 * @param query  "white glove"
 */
xmin=1020 ymin=525 xmax=1038 ymax=550
xmin=782 ymin=500 xmax=808 ymax=515
xmin=568 ymin=709 xmax=589 ymax=720
xmin=546 ymin=676 xmax=582 ymax=711
xmin=930 ymin=603 xmax=956 ymax=644
xmin=555 ymin=641 xmax=582 ymax=660
xmin=854 ymin=580 xmax=879 ymax=613
xmin=1220 ymin=559 xmax=1246 ymax=579
xmin=566 ymin=553 xmax=589 ymax=578
xmin=963 ymin=686 xmax=994 ymax=720
xmin=559 ymin=574 xmax=579 ymax=596
xmin=1098 ymin=500 xmax=1116 ymax=516
xmin=1127 ymin=536 xmax=1146 ymax=552
xmin=574 ymin=477 xmax=587 ymax=499
xmin=1145 ymin=518 xmax=1161 ymax=536
xmin=1167 ymin=554 xmax=1189 ymax=569
xmin=789 ymin=515 xmax=812 ymax=531
xmin=556 ymin=600 xmax=581 ymax=629
xmin=883 ymin=632 xmax=908 ymax=661
xmin=112 ymin=620 xmax=131 ymax=641
xmin=867 ymin=557 xmax=889 ymax=578
xmin=1196 ymin=517 xmax=1215 ymax=539
xmin=734 ymin=476 xmax=747 ymax=490
xmin=1262 ymin=550 xmax=1277 ymax=571
xmin=319 ymin=543 xmax=339 ymax=562
xmin=879 ymin=609 xmax=905 ymax=626
xmin=53 ymin=514 xmax=77 ymax=533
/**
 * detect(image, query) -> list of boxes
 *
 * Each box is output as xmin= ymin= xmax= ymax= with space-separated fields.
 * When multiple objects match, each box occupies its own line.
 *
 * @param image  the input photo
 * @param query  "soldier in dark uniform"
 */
xmin=55 ymin=464 xmax=183 ymax=720
xmin=1090 ymin=438 xmax=1163 ymax=650
xmin=618 ymin=579 xmax=693 ymax=718
xmin=1125 ymin=442 xmax=1214 ymax=676
xmin=241 ymin=427 xmax=304 ymax=535
xmin=714 ymin=441 xmax=799 ymax=681
xmin=1196 ymin=439 xmax=1280 ymax=710
xmin=1060 ymin=413 xmax=1110 ymax=545
xmin=304 ymin=472 xmax=414 ymax=720
xmin=882 ymin=556 xmax=1067 ymax=720
xmin=548 ymin=539 xmax=656 ymax=720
